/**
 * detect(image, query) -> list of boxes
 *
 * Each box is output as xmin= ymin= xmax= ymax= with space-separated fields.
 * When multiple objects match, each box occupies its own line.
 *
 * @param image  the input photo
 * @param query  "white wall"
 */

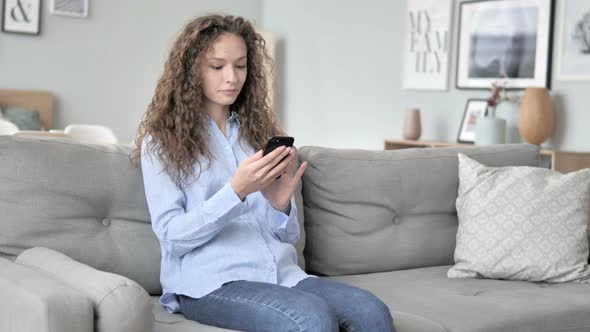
xmin=263 ymin=0 xmax=590 ymax=152
xmin=0 ymin=0 xmax=262 ymax=143
xmin=2 ymin=0 xmax=589 ymax=151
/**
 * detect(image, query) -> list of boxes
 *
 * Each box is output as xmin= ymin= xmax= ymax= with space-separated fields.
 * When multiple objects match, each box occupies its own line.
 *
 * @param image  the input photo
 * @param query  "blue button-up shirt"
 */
xmin=141 ymin=112 xmax=308 ymax=313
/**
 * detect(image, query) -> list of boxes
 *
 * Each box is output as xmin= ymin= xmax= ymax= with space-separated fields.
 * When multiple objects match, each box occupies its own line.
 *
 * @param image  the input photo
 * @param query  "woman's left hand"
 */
xmin=260 ymin=149 xmax=308 ymax=214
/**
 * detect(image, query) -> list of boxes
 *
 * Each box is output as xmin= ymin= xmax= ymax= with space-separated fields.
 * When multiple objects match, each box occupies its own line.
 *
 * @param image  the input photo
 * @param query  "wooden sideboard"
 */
xmin=384 ymin=139 xmax=590 ymax=173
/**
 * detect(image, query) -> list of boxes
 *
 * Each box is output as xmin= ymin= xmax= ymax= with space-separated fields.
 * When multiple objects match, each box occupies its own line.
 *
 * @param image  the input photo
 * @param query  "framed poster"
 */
xmin=456 ymin=0 xmax=555 ymax=89
xmin=50 ymin=0 xmax=88 ymax=17
xmin=2 ymin=0 xmax=41 ymax=35
xmin=556 ymin=0 xmax=590 ymax=80
xmin=457 ymin=99 xmax=488 ymax=143
xmin=403 ymin=0 xmax=453 ymax=91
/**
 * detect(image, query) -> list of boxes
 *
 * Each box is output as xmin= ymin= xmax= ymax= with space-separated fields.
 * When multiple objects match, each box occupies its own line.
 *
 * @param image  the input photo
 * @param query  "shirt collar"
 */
xmin=206 ymin=111 xmax=241 ymax=127
xmin=228 ymin=111 xmax=241 ymax=126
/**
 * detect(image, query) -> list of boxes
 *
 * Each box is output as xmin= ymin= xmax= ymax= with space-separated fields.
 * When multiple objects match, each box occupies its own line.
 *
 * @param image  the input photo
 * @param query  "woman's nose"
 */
xmin=225 ymin=66 xmax=238 ymax=83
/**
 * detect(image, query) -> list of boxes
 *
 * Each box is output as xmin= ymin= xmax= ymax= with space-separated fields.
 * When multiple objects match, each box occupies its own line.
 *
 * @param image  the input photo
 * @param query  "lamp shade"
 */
xmin=518 ymin=87 xmax=554 ymax=145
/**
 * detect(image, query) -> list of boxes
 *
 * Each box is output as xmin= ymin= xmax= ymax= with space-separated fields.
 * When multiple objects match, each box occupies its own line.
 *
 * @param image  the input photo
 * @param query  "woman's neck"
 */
xmin=207 ymin=104 xmax=231 ymax=137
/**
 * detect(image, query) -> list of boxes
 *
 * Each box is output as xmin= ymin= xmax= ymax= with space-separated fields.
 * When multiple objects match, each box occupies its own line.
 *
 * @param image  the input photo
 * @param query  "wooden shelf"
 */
xmin=384 ymin=139 xmax=590 ymax=173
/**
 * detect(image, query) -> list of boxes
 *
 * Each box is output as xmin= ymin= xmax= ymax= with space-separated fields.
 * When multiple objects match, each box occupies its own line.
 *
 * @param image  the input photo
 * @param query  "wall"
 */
xmin=0 ymin=0 xmax=262 ymax=143
xmin=2 ymin=1 xmax=588 ymax=151
xmin=263 ymin=0 xmax=590 ymax=151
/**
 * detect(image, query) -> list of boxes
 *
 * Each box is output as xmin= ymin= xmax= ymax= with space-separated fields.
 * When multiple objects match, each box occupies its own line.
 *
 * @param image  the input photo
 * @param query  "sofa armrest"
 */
xmin=0 ymin=257 xmax=93 ymax=332
xmin=16 ymin=247 xmax=154 ymax=332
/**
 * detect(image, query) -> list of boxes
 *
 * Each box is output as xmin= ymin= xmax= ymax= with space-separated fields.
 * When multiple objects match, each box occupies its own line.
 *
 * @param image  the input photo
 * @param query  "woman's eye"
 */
xmin=210 ymin=66 xmax=223 ymax=70
xmin=236 ymin=65 xmax=246 ymax=69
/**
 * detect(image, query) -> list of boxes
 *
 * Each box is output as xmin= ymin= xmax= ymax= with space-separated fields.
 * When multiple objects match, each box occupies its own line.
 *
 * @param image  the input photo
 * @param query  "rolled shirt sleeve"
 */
xmin=266 ymin=197 xmax=300 ymax=246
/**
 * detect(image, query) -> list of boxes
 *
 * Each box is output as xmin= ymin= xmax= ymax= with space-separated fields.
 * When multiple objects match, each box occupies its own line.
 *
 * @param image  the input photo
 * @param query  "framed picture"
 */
xmin=457 ymin=99 xmax=488 ymax=143
xmin=556 ymin=0 xmax=590 ymax=80
xmin=50 ymin=0 xmax=88 ymax=18
xmin=2 ymin=0 xmax=41 ymax=35
xmin=403 ymin=0 xmax=453 ymax=91
xmin=456 ymin=0 xmax=555 ymax=89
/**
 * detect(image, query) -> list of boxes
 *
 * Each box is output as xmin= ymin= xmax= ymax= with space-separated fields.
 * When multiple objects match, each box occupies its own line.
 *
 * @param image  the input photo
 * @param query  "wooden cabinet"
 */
xmin=384 ymin=139 xmax=590 ymax=173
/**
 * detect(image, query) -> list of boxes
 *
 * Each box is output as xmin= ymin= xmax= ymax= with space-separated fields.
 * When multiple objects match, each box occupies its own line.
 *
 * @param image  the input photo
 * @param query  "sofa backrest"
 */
xmin=0 ymin=136 xmax=163 ymax=294
xmin=298 ymin=144 xmax=541 ymax=276
xmin=0 ymin=136 xmax=309 ymax=295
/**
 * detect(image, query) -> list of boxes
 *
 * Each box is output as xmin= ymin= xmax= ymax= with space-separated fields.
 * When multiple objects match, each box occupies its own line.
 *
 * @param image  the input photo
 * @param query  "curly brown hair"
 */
xmin=130 ymin=14 xmax=283 ymax=186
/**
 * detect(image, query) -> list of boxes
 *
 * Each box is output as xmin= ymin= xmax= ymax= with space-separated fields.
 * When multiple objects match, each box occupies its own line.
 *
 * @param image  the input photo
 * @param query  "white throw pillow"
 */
xmin=16 ymin=247 xmax=154 ymax=332
xmin=448 ymin=153 xmax=590 ymax=283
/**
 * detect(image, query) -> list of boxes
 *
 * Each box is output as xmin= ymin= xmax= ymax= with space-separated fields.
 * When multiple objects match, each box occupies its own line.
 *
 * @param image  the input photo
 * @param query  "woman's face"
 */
xmin=199 ymin=33 xmax=248 ymax=109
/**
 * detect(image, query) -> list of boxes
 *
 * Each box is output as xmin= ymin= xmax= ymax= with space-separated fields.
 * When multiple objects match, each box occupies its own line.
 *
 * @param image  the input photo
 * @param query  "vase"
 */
xmin=475 ymin=111 xmax=506 ymax=145
xmin=495 ymin=101 xmax=520 ymax=143
xmin=518 ymin=88 xmax=554 ymax=145
xmin=402 ymin=108 xmax=421 ymax=140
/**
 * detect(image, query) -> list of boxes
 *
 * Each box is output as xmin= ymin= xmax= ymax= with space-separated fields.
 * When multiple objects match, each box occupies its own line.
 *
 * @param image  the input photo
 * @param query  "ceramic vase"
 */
xmin=519 ymin=88 xmax=554 ymax=145
xmin=403 ymin=108 xmax=421 ymax=140
xmin=475 ymin=108 xmax=506 ymax=145
xmin=495 ymin=101 xmax=521 ymax=143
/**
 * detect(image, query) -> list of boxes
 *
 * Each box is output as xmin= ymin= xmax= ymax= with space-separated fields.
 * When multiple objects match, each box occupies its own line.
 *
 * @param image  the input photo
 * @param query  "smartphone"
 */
xmin=263 ymin=136 xmax=294 ymax=156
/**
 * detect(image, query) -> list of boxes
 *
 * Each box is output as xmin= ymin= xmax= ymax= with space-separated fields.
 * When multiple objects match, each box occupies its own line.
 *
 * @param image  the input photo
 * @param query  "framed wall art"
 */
xmin=456 ymin=0 xmax=555 ymax=89
xmin=50 ymin=0 xmax=88 ymax=18
xmin=403 ymin=0 xmax=453 ymax=91
xmin=556 ymin=0 xmax=590 ymax=80
xmin=457 ymin=99 xmax=488 ymax=143
xmin=2 ymin=0 xmax=41 ymax=35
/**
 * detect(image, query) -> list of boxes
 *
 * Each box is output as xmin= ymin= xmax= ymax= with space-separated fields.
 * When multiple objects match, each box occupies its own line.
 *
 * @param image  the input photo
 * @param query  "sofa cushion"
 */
xmin=1 ymin=107 xmax=42 ymax=130
xmin=449 ymin=154 xmax=590 ymax=282
xmin=298 ymin=144 xmax=541 ymax=276
xmin=16 ymin=247 xmax=154 ymax=332
xmin=0 ymin=136 xmax=162 ymax=293
xmin=330 ymin=265 xmax=590 ymax=332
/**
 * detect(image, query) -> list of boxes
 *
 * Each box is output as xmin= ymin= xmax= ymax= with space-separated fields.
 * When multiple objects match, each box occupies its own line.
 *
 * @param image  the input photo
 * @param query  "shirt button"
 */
xmin=225 ymin=146 xmax=230 ymax=150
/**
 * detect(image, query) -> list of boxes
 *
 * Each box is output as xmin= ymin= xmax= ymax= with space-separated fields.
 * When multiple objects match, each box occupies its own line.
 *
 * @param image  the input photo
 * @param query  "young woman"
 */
xmin=132 ymin=14 xmax=395 ymax=332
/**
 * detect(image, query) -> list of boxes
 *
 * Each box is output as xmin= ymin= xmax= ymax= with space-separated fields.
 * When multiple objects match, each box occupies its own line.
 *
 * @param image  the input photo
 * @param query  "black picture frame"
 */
xmin=456 ymin=0 xmax=555 ymax=90
xmin=2 ymin=0 xmax=41 ymax=35
xmin=457 ymin=99 xmax=488 ymax=144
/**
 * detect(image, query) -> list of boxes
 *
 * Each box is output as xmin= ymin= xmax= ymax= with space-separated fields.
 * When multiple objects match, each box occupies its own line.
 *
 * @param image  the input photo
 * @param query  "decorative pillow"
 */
xmin=16 ymin=247 xmax=154 ymax=332
xmin=448 ymin=153 xmax=590 ymax=283
xmin=1 ymin=108 xmax=42 ymax=130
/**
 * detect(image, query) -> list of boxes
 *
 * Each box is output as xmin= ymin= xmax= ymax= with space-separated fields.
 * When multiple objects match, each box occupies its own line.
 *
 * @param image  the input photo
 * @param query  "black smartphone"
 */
xmin=263 ymin=136 xmax=294 ymax=156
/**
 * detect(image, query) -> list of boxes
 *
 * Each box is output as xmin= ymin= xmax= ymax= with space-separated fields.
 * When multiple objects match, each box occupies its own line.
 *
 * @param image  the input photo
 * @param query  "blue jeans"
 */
xmin=179 ymin=277 xmax=396 ymax=332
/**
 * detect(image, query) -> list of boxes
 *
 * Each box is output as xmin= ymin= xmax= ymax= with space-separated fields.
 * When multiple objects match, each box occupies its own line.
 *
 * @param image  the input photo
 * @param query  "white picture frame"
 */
xmin=2 ymin=0 xmax=41 ymax=35
xmin=50 ymin=0 xmax=88 ymax=18
xmin=456 ymin=0 xmax=555 ymax=89
xmin=556 ymin=0 xmax=590 ymax=80
xmin=402 ymin=0 xmax=453 ymax=91
xmin=457 ymin=99 xmax=487 ymax=143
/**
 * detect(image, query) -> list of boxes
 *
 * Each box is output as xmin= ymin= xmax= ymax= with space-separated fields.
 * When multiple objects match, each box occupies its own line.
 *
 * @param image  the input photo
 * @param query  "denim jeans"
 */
xmin=179 ymin=277 xmax=396 ymax=332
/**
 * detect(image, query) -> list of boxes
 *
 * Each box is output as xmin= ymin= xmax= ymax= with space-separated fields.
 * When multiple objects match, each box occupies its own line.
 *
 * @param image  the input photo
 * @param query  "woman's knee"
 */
xmin=295 ymin=295 xmax=339 ymax=332
xmin=346 ymin=288 xmax=395 ymax=331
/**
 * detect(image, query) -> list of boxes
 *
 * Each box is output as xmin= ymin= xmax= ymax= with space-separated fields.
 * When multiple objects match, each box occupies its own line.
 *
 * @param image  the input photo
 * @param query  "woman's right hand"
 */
xmin=230 ymin=146 xmax=294 ymax=201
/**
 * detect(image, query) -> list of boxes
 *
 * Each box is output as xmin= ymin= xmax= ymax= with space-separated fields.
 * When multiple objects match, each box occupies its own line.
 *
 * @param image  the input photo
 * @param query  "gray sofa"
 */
xmin=1 ymin=136 xmax=589 ymax=332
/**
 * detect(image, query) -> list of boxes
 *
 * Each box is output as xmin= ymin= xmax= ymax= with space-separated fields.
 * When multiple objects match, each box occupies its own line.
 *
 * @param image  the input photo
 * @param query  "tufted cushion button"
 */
xmin=393 ymin=216 xmax=401 ymax=225
xmin=102 ymin=218 xmax=111 ymax=227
